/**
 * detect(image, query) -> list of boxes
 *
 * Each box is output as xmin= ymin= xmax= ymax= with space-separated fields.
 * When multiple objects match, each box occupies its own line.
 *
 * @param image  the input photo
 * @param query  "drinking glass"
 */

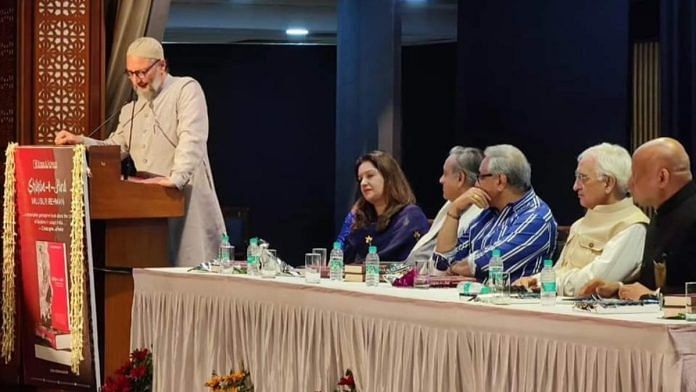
xmin=220 ymin=245 xmax=235 ymax=271
xmin=494 ymin=272 xmax=511 ymax=305
xmin=413 ymin=259 xmax=432 ymax=289
xmin=312 ymin=248 xmax=327 ymax=267
xmin=305 ymin=253 xmax=321 ymax=284
xmin=261 ymin=248 xmax=278 ymax=279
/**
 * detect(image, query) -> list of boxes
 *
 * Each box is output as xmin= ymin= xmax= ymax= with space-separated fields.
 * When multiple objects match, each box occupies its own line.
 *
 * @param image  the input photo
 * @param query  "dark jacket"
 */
xmin=638 ymin=181 xmax=696 ymax=294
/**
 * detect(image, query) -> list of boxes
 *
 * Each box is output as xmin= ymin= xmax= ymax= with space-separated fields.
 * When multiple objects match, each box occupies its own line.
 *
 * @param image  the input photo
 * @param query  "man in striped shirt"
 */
xmin=434 ymin=144 xmax=557 ymax=282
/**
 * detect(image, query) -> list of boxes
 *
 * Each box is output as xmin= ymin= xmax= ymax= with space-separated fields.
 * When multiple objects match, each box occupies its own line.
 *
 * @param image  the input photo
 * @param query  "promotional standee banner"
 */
xmin=13 ymin=146 xmax=99 ymax=389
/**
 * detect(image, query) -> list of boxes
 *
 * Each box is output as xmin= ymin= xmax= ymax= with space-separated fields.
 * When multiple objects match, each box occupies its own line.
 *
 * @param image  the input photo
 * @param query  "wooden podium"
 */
xmin=87 ymin=146 xmax=184 ymax=377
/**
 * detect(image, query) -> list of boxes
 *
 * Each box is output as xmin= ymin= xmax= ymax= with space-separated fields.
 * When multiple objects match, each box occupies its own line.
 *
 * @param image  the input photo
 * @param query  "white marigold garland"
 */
xmin=1 ymin=143 xmax=17 ymax=364
xmin=69 ymin=145 xmax=86 ymax=374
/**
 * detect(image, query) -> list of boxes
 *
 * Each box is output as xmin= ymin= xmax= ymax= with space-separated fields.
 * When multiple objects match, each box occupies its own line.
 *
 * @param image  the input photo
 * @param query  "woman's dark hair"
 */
xmin=352 ymin=150 xmax=416 ymax=232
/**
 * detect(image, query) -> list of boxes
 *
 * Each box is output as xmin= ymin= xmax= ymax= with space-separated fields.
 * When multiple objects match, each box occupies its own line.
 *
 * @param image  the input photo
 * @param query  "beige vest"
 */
xmin=559 ymin=198 xmax=649 ymax=270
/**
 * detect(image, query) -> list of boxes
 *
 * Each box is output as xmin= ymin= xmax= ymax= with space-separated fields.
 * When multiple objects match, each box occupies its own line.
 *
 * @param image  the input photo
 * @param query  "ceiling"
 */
xmin=164 ymin=0 xmax=458 ymax=45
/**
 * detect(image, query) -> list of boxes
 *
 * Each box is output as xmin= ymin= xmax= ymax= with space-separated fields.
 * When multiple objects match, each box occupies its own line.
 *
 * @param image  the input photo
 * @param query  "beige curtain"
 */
xmin=104 ymin=0 xmax=172 ymax=137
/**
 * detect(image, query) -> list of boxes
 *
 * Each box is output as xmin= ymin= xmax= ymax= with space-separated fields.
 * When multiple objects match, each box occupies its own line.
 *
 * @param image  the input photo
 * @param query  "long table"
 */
xmin=130 ymin=268 xmax=696 ymax=392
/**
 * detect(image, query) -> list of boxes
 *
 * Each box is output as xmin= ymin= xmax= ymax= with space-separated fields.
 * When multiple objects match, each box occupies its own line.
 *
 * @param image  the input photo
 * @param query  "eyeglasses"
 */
xmin=124 ymin=59 xmax=160 ymax=79
xmin=574 ymin=173 xmax=606 ymax=184
xmin=477 ymin=173 xmax=498 ymax=181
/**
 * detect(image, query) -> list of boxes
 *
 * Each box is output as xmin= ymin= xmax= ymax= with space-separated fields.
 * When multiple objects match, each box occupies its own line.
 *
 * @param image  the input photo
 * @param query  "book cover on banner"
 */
xmin=35 ymin=241 xmax=72 ymax=352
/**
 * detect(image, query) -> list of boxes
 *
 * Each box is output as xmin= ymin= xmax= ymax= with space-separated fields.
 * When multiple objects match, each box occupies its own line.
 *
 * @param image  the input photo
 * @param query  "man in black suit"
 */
xmin=581 ymin=137 xmax=696 ymax=299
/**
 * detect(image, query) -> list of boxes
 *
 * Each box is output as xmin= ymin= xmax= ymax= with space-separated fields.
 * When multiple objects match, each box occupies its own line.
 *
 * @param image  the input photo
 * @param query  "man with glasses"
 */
xmin=581 ymin=137 xmax=696 ymax=299
xmin=54 ymin=37 xmax=225 ymax=267
xmin=514 ymin=143 xmax=649 ymax=296
xmin=434 ymin=144 xmax=557 ymax=282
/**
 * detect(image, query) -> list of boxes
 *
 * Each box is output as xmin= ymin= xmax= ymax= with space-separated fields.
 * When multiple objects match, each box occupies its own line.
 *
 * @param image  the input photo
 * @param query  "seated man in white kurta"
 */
xmin=514 ymin=143 xmax=649 ymax=296
xmin=54 ymin=37 xmax=225 ymax=267
xmin=403 ymin=146 xmax=483 ymax=264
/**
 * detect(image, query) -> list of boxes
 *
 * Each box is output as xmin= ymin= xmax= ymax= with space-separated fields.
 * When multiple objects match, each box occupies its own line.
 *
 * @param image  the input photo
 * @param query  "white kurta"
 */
xmin=404 ymin=200 xmax=481 ymax=266
xmin=84 ymin=74 xmax=226 ymax=266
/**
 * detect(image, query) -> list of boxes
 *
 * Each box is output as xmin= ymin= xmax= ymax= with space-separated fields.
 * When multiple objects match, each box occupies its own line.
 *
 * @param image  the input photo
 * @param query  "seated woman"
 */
xmin=342 ymin=151 xmax=429 ymax=263
xmin=514 ymin=143 xmax=649 ymax=296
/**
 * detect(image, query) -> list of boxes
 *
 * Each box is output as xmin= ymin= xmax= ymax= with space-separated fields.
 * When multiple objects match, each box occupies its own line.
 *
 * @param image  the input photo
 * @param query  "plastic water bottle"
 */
xmin=365 ymin=246 xmax=380 ymax=287
xmin=246 ymin=237 xmax=261 ymax=276
xmin=488 ymin=249 xmax=504 ymax=294
xmin=540 ymin=259 xmax=557 ymax=306
xmin=218 ymin=234 xmax=232 ymax=270
xmin=329 ymin=241 xmax=344 ymax=281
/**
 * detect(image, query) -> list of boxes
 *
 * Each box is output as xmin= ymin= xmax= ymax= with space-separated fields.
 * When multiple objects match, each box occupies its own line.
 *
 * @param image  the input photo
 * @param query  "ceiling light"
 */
xmin=286 ymin=28 xmax=309 ymax=36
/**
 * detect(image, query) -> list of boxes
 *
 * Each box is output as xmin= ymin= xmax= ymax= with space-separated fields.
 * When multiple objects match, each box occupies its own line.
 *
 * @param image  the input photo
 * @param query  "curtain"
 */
xmin=661 ymin=0 xmax=696 ymax=170
xmin=104 ymin=0 xmax=171 ymax=137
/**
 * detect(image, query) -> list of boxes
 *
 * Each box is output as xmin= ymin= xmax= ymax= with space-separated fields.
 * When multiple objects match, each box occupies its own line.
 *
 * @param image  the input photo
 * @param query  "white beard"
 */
xmin=135 ymin=73 xmax=164 ymax=101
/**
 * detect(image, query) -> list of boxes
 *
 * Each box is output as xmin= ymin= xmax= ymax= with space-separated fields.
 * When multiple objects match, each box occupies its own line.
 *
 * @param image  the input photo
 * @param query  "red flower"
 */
xmin=102 ymin=347 xmax=152 ymax=392
xmin=106 ymin=374 xmax=132 ymax=392
xmin=130 ymin=365 xmax=147 ymax=379
xmin=338 ymin=370 xmax=355 ymax=387
xmin=115 ymin=363 xmax=131 ymax=376
xmin=131 ymin=348 xmax=149 ymax=362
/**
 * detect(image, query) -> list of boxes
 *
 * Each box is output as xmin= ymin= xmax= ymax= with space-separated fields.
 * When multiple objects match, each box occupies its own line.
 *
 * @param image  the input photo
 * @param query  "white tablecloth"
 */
xmin=131 ymin=268 xmax=696 ymax=392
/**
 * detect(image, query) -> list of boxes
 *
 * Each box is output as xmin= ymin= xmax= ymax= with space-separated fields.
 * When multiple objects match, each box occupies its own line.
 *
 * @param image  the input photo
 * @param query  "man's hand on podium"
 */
xmin=127 ymin=176 xmax=176 ymax=188
xmin=54 ymin=131 xmax=83 ymax=145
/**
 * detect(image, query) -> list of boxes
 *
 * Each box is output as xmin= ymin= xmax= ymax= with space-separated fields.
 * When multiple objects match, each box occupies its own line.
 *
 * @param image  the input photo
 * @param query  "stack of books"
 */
xmin=344 ymin=265 xmax=364 ymax=282
xmin=662 ymin=294 xmax=696 ymax=319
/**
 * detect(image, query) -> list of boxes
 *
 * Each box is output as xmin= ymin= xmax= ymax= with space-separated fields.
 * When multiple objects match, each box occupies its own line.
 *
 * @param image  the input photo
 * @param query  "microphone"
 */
xmin=82 ymin=90 xmax=139 ymax=179
xmin=85 ymin=91 xmax=136 ymax=139
xmin=85 ymin=109 xmax=121 ymax=139
xmin=121 ymin=91 xmax=138 ymax=179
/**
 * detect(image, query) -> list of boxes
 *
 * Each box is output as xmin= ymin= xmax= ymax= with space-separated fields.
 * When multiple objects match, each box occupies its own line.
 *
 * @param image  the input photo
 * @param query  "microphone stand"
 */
xmin=85 ymin=109 xmax=121 ymax=139
xmin=81 ymin=91 xmax=138 ymax=178
xmin=121 ymin=92 xmax=138 ymax=178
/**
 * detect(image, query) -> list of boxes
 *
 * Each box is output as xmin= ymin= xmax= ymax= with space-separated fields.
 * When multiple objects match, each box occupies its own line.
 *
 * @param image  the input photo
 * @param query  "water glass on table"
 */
xmin=494 ymin=272 xmax=511 ymax=305
xmin=261 ymin=248 xmax=278 ymax=278
xmin=305 ymin=252 xmax=321 ymax=284
xmin=414 ymin=258 xmax=432 ymax=289
xmin=312 ymin=248 xmax=327 ymax=266
xmin=220 ymin=245 xmax=234 ymax=271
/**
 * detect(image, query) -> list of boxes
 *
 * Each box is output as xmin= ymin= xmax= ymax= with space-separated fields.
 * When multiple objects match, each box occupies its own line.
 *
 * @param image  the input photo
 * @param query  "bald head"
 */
xmin=630 ymin=137 xmax=693 ymax=208
xmin=635 ymin=137 xmax=691 ymax=174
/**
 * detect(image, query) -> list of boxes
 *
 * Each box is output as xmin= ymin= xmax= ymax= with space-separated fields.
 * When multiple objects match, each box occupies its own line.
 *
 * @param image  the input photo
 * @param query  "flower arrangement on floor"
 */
xmin=205 ymin=362 xmax=254 ymax=392
xmin=102 ymin=348 xmax=153 ymax=392
xmin=335 ymin=369 xmax=357 ymax=392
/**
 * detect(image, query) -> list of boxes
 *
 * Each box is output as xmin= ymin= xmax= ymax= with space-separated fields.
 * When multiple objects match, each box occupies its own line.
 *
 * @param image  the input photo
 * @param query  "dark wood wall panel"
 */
xmin=34 ymin=0 xmax=90 ymax=144
xmin=0 ymin=0 xmax=16 ymax=150
xmin=0 ymin=0 xmax=18 ymax=385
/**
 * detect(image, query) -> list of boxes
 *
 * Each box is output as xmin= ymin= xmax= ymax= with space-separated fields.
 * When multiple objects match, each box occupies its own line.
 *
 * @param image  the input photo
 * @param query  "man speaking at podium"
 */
xmin=55 ymin=37 xmax=225 ymax=267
